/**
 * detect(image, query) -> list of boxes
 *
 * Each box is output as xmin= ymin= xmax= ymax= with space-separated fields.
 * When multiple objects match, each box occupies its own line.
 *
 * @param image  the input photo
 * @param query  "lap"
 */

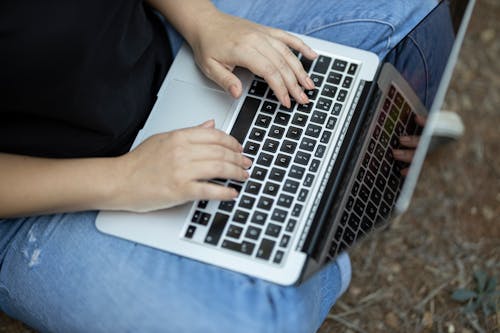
xmin=0 ymin=212 xmax=350 ymax=333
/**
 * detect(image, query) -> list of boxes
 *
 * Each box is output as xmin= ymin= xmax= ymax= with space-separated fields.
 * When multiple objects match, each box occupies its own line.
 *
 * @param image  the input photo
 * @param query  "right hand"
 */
xmin=111 ymin=120 xmax=251 ymax=212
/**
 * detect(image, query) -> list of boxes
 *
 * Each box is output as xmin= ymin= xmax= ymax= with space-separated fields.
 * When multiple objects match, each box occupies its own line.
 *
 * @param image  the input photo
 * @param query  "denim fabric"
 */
xmin=0 ymin=0 xmax=436 ymax=332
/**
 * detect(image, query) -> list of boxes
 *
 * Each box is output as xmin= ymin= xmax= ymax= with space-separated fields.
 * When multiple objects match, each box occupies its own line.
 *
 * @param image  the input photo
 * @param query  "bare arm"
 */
xmin=0 ymin=120 xmax=250 ymax=218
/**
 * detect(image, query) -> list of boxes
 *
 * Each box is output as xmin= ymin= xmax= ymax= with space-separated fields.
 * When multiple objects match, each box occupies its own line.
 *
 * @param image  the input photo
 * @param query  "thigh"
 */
xmin=166 ymin=0 xmax=437 ymax=57
xmin=0 ymin=212 xmax=350 ymax=333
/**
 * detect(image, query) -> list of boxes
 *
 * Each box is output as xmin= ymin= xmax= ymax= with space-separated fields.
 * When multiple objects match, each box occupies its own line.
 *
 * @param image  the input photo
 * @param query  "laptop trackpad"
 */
xmin=136 ymin=79 xmax=235 ymax=145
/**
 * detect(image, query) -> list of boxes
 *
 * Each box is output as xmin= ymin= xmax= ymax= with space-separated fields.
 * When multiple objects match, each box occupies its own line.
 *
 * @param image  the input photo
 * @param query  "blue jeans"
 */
xmin=0 ymin=1 xmax=436 ymax=332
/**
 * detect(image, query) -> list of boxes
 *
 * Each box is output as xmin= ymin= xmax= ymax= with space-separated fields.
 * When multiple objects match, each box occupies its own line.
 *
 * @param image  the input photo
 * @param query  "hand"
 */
xmin=393 ymin=114 xmax=427 ymax=176
xmin=112 ymin=120 xmax=252 ymax=212
xmin=189 ymin=10 xmax=317 ymax=108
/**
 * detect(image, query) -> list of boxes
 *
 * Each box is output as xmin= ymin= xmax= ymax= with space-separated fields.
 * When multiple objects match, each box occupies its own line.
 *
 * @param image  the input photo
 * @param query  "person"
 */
xmin=0 ymin=0 xmax=437 ymax=332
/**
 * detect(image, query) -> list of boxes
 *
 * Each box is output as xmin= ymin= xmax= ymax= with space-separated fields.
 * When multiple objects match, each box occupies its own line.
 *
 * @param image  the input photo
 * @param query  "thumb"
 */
xmin=205 ymin=59 xmax=242 ymax=98
xmin=198 ymin=119 xmax=215 ymax=128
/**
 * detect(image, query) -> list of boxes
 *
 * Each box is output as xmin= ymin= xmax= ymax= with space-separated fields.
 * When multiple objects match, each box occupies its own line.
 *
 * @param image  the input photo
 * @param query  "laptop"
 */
xmin=96 ymin=0 xmax=476 ymax=285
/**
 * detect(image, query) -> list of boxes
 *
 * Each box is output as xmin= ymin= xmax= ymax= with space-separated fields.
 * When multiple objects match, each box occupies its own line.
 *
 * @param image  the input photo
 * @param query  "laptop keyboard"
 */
xmin=183 ymin=52 xmax=360 ymax=265
xmin=327 ymin=84 xmax=421 ymax=259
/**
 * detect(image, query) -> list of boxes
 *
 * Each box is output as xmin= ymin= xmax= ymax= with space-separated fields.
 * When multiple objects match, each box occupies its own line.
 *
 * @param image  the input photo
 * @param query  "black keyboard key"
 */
xmin=342 ymin=76 xmax=353 ymax=89
xmin=245 ymin=181 xmax=261 ymax=195
xmin=269 ymin=125 xmax=286 ymax=139
xmin=261 ymin=101 xmax=278 ymax=114
xmin=272 ymin=208 xmax=288 ymax=223
xmin=300 ymin=137 xmax=316 ymax=151
xmin=332 ymin=59 xmax=347 ymax=72
xmin=343 ymin=227 xmax=356 ymax=245
xmin=298 ymin=188 xmax=309 ymax=202
xmin=277 ymin=193 xmax=293 ymax=208
xmin=193 ymin=211 xmax=211 ymax=226
xmin=289 ymin=165 xmax=305 ymax=180
xmin=401 ymin=103 xmax=412 ymax=124
xmin=370 ymin=188 xmax=382 ymax=205
xmin=309 ymin=159 xmax=321 ymax=172
xmin=383 ymin=189 xmax=396 ymax=205
xmin=305 ymin=123 xmax=322 ymax=138
xmin=249 ymin=128 xmax=266 ymax=142
xmin=388 ymin=85 xmax=396 ymax=99
xmin=380 ymin=160 xmax=391 ymax=178
xmin=245 ymin=225 xmax=262 ymax=240
xmin=305 ymin=88 xmax=319 ymax=100
xmin=222 ymin=239 xmax=255 ymax=255
xmin=297 ymin=102 xmax=313 ymax=113
xmin=251 ymin=211 xmax=268 ymax=225
xmin=313 ymin=55 xmax=332 ymax=74
xmin=380 ymin=131 xmax=390 ymax=147
xmin=279 ymin=234 xmax=291 ymax=248
xmin=274 ymin=250 xmax=285 ymax=264
xmin=346 ymin=196 xmax=355 ymax=211
xmin=300 ymin=56 xmax=313 ymax=73
xmin=292 ymin=203 xmax=303 ymax=217
xmin=310 ymin=74 xmax=324 ymax=87
xmin=269 ymin=167 xmax=286 ymax=182
xmin=383 ymin=98 xmax=391 ymax=111
xmin=257 ymin=196 xmax=274 ymax=210
xmin=266 ymin=89 xmax=278 ymax=101
xmin=326 ymin=116 xmax=337 ymax=130
xmin=388 ymin=174 xmax=400 ymax=193
xmin=256 ymin=239 xmax=276 ymax=260
xmin=233 ymin=209 xmax=249 ymax=224
xmin=327 ymin=71 xmax=342 ymax=85
xmin=185 ymin=225 xmax=196 ymax=239
xmin=331 ymin=103 xmax=342 ymax=115
xmin=286 ymin=126 xmax=303 ymax=140
xmin=321 ymin=84 xmax=337 ymax=98
xmin=375 ymin=174 xmax=386 ymax=192
xmin=317 ymin=98 xmax=332 ymax=112
xmin=243 ymin=141 xmax=260 ymax=155
xmin=263 ymin=181 xmax=280 ymax=196
xmin=337 ymin=89 xmax=348 ymax=102
xmin=353 ymin=198 xmax=366 ymax=217
xmin=380 ymin=201 xmax=391 ymax=218
xmin=394 ymin=92 xmax=404 ymax=108
xmin=347 ymin=63 xmax=358 ymax=75
xmin=230 ymin=97 xmax=260 ymax=144
xmin=351 ymin=181 xmax=360 ymax=196
xmin=197 ymin=200 xmax=209 ymax=209
xmin=251 ymin=166 xmax=267 ymax=180
xmin=205 ymin=212 xmax=229 ymax=245
xmin=348 ymin=214 xmax=360 ymax=230
xmin=320 ymin=131 xmax=332 ymax=144
xmin=357 ymin=166 xmax=366 ymax=182
xmin=275 ymin=154 xmax=291 ymax=168
xmin=255 ymin=114 xmax=272 ymax=128
xmin=369 ymin=157 xmax=380 ymax=175
xmin=239 ymin=195 xmax=255 ymax=209
xmin=389 ymin=104 xmax=399 ymax=121
xmin=365 ymin=201 xmax=377 ymax=221
xmin=304 ymin=173 xmax=315 ymax=187
xmin=280 ymin=140 xmax=297 ymax=154
xmin=291 ymin=113 xmax=308 ymax=127
xmin=262 ymin=138 xmax=279 ymax=153
xmin=248 ymin=80 xmax=268 ymax=97
xmin=359 ymin=184 xmax=371 ymax=202
xmin=361 ymin=216 xmax=373 ymax=232
xmin=378 ymin=111 xmax=387 ymax=127
xmin=283 ymin=179 xmax=299 ymax=194
xmin=364 ymin=170 xmax=375 ymax=188
xmin=315 ymin=144 xmax=326 ymax=158
xmin=257 ymin=152 xmax=273 ymax=167
xmin=274 ymin=112 xmax=291 ymax=126
xmin=265 ymin=223 xmax=282 ymax=237
xmin=286 ymin=219 xmax=297 ymax=232
xmin=294 ymin=151 xmax=311 ymax=166
xmin=226 ymin=224 xmax=243 ymax=239
xmin=219 ymin=200 xmax=236 ymax=213
xmin=311 ymin=110 xmax=328 ymax=124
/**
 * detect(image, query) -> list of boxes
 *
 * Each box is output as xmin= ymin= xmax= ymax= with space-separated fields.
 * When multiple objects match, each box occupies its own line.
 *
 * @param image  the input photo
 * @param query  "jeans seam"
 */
xmin=303 ymin=18 xmax=396 ymax=51
xmin=407 ymin=34 xmax=429 ymax=105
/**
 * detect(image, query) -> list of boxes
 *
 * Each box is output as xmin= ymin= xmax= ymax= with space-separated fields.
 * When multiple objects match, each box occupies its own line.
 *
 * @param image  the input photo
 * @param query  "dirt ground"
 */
xmin=1 ymin=0 xmax=498 ymax=332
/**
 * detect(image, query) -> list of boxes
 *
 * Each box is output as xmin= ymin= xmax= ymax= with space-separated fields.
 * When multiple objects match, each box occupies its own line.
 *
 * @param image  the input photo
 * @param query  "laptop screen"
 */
xmin=389 ymin=0 xmax=476 ymax=213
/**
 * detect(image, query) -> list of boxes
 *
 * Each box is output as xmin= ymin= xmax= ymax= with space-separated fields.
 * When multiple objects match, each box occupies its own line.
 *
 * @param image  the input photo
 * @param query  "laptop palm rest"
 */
xmin=133 ymin=79 xmax=235 ymax=148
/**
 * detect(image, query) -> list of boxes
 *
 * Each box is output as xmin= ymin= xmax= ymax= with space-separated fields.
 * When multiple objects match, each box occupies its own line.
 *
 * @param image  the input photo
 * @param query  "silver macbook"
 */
xmin=96 ymin=0 xmax=475 ymax=285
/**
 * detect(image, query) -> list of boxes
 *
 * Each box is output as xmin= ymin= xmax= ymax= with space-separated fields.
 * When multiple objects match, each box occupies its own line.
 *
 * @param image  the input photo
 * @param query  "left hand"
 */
xmin=188 ymin=10 xmax=317 ymax=108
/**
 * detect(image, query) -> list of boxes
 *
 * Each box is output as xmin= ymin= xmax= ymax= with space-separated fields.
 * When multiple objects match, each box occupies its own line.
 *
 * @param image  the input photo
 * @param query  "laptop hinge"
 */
xmin=299 ymin=80 xmax=375 ymax=262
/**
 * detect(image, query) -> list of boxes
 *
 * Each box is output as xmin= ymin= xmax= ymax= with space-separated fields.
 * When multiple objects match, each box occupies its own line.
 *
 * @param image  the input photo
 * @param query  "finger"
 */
xmin=197 ymin=119 xmax=215 ymax=128
xmin=232 ymin=46 xmax=291 ymax=107
xmin=392 ymin=148 xmax=415 ymax=163
xmin=415 ymin=113 xmax=427 ymax=127
xmin=187 ymin=182 xmax=239 ymax=201
xmin=181 ymin=127 xmax=243 ymax=152
xmin=399 ymin=135 xmax=420 ymax=148
xmin=184 ymin=160 xmax=250 ymax=182
xmin=256 ymin=40 xmax=308 ymax=105
xmin=268 ymin=28 xmax=318 ymax=60
xmin=203 ymin=58 xmax=243 ymax=98
xmin=187 ymin=144 xmax=252 ymax=169
xmin=268 ymin=37 xmax=315 ymax=92
xmin=401 ymin=167 xmax=410 ymax=176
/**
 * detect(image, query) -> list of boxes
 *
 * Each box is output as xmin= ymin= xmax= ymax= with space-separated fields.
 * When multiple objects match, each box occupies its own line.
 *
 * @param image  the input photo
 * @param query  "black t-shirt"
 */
xmin=0 ymin=0 xmax=172 ymax=158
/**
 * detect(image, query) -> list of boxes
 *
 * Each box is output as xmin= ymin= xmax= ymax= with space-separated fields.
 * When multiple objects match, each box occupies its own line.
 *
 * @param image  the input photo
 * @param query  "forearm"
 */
xmin=146 ymin=0 xmax=217 ymax=46
xmin=0 ymin=153 xmax=121 ymax=218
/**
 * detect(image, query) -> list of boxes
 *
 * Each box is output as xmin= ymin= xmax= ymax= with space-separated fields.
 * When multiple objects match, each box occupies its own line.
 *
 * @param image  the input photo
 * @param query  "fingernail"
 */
xmin=392 ymin=149 xmax=403 ymax=157
xmin=399 ymin=136 xmax=410 ymax=144
xmin=306 ymin=77 xmax=315 ymax=89
xmin=229 ymin=85 xmax=239 ymax=97
xmin=283 ymin=95 xmax=291 ymax=108
xmin=244 ymin=156 xmax=253 ymax=168
xmin=300 ymin=92 xmax=309 ymax=104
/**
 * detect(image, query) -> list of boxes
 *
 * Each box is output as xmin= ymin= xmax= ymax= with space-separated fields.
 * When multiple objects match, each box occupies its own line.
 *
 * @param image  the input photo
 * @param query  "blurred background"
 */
xmin=1 ymin=0 xmax=498 ymax=332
